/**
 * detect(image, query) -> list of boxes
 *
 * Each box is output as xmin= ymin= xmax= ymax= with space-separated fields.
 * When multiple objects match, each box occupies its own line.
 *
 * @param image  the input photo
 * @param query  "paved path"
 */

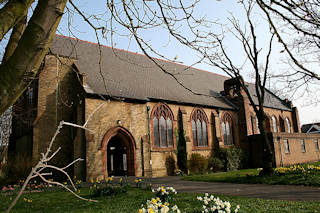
xmin=123 ymin=176 xmax=320 ymax=202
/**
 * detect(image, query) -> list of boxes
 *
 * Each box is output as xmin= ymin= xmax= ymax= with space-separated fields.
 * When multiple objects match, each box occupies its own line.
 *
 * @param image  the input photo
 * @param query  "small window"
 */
xmin=222 ymin=113 xmax=233 ymax=145
xmin=255 ymin=116 xmax=260 ymax=134
xmin=272 ymin=116 xmax=277 ymax=132
xmin=191 ymin=108 xmax=208 ymax=147
xmin=250 ymin=116 xmax=255 ymax=135
xmin=300 ymin=139 xmax=306 ymax=153
xmin=285 ymin=118 xmax=291 ymax=133
xmin=315 ymin=139 xmax=319 ymax=152
xmin=152 ymin=104 xmax=174 ymax=148
xmin=27 ymin=87 xmax=34 ymax=105
xmin=283 ymin=139 xmax=290 ymax=154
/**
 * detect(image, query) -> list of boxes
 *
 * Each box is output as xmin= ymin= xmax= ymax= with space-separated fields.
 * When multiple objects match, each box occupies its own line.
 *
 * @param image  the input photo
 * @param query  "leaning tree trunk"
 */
xmin=0 ymin=0 xmax=68 ymax=116
xmin=0 ymin=0 xmax=34 ymax=41
xmin=2 ymin=15 xmax=27 ymax=63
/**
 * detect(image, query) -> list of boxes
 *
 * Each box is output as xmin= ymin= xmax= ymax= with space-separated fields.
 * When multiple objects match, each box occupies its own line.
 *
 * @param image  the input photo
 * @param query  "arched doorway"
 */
xmin=101 ymin=127 xmax=136 ymax=177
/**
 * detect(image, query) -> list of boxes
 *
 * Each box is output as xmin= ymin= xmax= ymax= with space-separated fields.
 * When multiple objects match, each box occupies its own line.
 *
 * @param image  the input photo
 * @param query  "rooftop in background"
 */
xmin=301 ymin=123 xmax=320 ymax=134
xmin=50 ymin=35 xmax=292 ymax=111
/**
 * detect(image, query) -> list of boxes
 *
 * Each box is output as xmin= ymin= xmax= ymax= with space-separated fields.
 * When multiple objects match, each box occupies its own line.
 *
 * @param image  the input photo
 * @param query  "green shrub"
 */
xmin=0 ymin=161 xmax=7 ymax=178
xmin=188 ymin=153 xmax=208 ymax=174
xmin=165 ymin=155 xmax=176 ymax=176
xmin=90 ymin=178 xmax=128 ymax=198
xmin=215 ymin=146 xmax=248 ymax=171
xmin=207 ymin=157 xmax=224 ymax=172
xmin=91 ymin=184 xmax=127 ymax=197
xmin=176 ymin=109 xmax=188 ymax=173
xmin=6 ymin=153 xmax=32 ymax=183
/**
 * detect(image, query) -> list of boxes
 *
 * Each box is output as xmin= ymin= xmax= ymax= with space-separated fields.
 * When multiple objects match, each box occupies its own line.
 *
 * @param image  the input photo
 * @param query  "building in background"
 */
xmin=302 ymin=123 xmax=320 ymax=134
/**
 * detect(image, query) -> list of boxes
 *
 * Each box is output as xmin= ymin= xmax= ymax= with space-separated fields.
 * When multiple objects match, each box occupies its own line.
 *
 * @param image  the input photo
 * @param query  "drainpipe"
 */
xmin=56 ymin=55 xmax=59 ymax=126
xmin=277 ymin=136 xmax=283 ymax=167
xmin=146 ymin=106 xmax=152 ymax=177
xmin=140 ymin=137 xmax=144 ymax=176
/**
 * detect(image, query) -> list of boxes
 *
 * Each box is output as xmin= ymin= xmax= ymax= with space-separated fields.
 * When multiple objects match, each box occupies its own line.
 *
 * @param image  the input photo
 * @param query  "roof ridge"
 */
xmin=55 ymin=34 xmax=229 ymax=79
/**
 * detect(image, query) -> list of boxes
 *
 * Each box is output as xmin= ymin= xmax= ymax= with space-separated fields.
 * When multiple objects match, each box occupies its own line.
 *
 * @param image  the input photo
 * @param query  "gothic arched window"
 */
xmin=222 ymin=113 xmax=233 ymax=145
xmin=285 ymin=117 xmax=291 ymax=133
xmin=191 ymin=108 xmax=208 ymax=147
xmin=152 ymin=104 xmax=174 ymax=148
xmin=272 ymin=116 xmax=278 ymax=132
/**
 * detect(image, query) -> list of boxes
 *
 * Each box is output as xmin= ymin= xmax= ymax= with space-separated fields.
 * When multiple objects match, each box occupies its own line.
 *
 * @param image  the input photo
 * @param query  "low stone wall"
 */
xmin=249 ymin=133 xmax=320 ymax=168
xmin=272 ymin=132 xmax=320 ymax=166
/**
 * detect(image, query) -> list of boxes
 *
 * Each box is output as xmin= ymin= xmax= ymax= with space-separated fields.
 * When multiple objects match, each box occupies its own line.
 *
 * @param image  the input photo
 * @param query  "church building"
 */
xmin=9 ymin=35 xmax=320 ymax=180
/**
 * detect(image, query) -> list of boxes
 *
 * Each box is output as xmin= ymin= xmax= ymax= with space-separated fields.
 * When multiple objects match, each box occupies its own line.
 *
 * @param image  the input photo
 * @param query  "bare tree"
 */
xmin=256 ymin=0 xmax=320 ymax=103
xmin=105 ymin=0 xmax=278 ymax=174
xmin=5 ymin=103 xmax=104 ymax=213
xmin=204 ymin=1 xmax=276 ymax=174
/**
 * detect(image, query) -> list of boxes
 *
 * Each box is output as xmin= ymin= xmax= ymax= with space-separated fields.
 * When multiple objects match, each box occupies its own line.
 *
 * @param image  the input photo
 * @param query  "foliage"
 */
xmin=196 ymin=193 xmax=240 ymax=213
xmin=176 ymin=110 xmax=187 ymax=173
xmin=274 ymin=165 xmax=320 ymax=175
xmin=152 ymin=186 xmax=177 ymax=203
xmin=89 ymin=177 xmax=128 ymax=198
xmin=207 ymin=157 xmax=224 ymax=173
xmin=215 ymin=147 xmax=248 ymax=171
xmin=139 ymin=197 xmax=181 ymax=213
xmin=0 ymin=161 xmax=8 ymax=182
xmin=1 ymin=180 xmax=56 ymax=195
xmin=165 ymin=155 xmax=176 ymax=176
xmin=6 ymin=153 xmax=32 ymax=183
xmin=188 ymin=153 xmax=208 ymax=174
xmin=135 ymin=178 xmax=142 ymax=188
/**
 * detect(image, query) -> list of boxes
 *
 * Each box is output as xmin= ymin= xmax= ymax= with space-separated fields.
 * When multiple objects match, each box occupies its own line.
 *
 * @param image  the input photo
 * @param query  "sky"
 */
xmin=12 ymin=0 xmax=320 ymax=124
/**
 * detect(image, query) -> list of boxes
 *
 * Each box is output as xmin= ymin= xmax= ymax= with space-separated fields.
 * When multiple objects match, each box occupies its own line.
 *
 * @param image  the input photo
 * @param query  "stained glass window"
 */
xmin=152 ymin=104 xmax=174 ymax=148
xmin=285 ymin=118 xmax=291 ymax=133
xmin=272 ymin=116 xmax=278 ymax=132
xmin=222 ymin=113 xmax=233 ymax=145
xmin=191 ymin=108 xmax=208 ymax=147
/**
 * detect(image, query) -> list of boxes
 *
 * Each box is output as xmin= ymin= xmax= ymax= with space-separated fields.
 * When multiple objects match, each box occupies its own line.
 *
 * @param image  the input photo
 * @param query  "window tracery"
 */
xmin=285 ymin=117 xmax=291 ymax=133
xmin=222 ymin=113 xmax=233 ymax=145
xmin=191 ymin=108 xmax=208 ymax=147
xmin=152 ymin=104 xmax=174 ymax=148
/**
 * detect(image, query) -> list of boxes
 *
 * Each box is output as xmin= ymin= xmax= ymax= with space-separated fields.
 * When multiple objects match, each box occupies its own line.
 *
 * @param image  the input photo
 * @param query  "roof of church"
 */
xmin=50 ymin=35 xmax=292 ymax=111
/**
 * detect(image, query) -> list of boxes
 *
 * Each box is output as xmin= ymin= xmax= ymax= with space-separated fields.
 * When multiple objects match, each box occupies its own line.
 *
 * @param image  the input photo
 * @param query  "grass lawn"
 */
xmin=183 ymin=162 xmax=320 ymax=186
xmin=0 ymin=187 xmax=319 ymax=212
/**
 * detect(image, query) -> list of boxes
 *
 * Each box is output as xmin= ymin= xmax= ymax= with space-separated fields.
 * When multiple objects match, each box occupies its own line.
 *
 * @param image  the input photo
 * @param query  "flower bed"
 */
xmin=274 ymin=165 xmax=320 ymax=175
xmin=140 ymin=187 xmax=240 ymax=213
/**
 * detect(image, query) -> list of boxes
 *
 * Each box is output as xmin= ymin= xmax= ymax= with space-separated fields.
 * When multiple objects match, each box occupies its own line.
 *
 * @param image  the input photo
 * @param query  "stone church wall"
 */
xmin=33 ymin=55 xmax=83 ymax=178
xmin=85 ymin=98 xmax=240 ymax=180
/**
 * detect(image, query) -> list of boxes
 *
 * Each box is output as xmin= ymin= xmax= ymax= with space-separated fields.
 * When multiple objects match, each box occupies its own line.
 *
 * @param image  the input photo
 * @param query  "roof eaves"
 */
xmin=264 ymin=88 xmax=292 ymax=110
xmin=147 ymin=97 xmax=237 ymax=111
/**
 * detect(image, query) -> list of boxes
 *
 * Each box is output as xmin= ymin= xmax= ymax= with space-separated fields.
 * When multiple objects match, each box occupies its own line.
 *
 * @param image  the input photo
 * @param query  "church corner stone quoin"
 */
xmin=9 ymin=35 xmax=320 ymax=180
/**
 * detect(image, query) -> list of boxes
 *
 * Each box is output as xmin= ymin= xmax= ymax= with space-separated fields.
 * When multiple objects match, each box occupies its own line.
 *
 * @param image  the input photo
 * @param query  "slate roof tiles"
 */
xmin=50 ymin=35 xmax=292 ymax=111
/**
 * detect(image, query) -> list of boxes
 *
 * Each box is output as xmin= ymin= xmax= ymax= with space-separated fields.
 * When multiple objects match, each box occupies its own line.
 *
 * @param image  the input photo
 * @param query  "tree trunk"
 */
xmin=2 ymin=15 xmax=27 ymax=62
xmin=0 ymin=0 xmax=34 ymax=41
xmin=257 ymin=110 xmax=274 ymax=175
xmin=0 ymin=0 xmax=68 ymax=116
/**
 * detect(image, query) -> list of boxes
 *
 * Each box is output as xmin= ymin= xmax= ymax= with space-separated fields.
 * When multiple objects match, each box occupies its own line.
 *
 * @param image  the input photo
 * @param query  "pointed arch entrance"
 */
xmin=101 ymin=127 xmax=136 ymax=177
